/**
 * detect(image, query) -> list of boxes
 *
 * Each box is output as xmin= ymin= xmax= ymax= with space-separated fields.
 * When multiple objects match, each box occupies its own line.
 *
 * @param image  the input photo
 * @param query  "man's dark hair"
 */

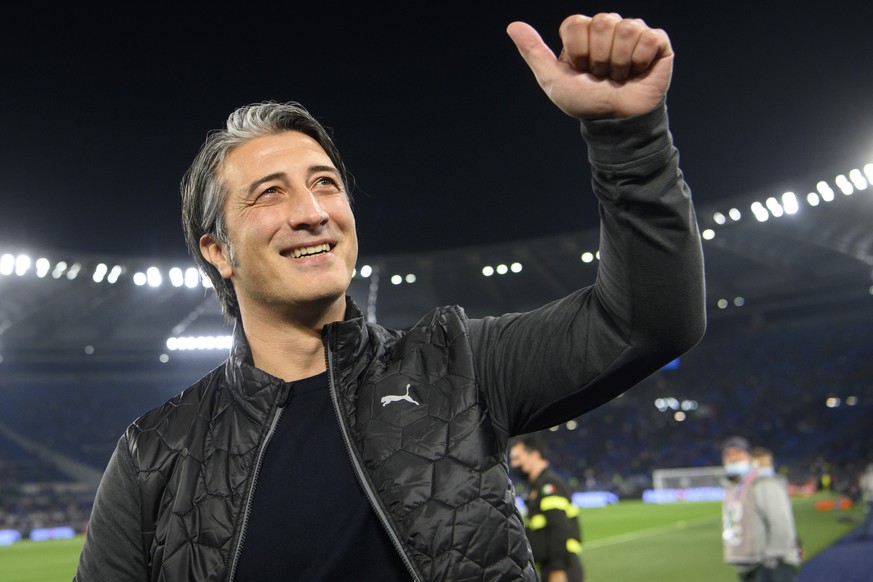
xmin=179 ymin=100 xmax=352 ymax=323
xmin=509 ymin=432 xmax=550 ymax=460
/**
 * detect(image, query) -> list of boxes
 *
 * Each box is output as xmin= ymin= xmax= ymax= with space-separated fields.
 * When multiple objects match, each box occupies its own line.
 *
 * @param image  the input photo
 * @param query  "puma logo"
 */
xmin=381 ymin=384 xmax=420 ymax=407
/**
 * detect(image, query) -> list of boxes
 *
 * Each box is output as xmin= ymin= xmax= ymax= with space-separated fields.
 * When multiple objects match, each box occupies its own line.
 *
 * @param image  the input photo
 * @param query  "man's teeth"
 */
xmin=290 ymin=243 xmax=330 ymax=258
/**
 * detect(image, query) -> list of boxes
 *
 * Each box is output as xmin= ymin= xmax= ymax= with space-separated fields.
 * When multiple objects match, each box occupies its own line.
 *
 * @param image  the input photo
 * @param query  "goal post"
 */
xmin=652 ymin=466 xmax=726 ymax=490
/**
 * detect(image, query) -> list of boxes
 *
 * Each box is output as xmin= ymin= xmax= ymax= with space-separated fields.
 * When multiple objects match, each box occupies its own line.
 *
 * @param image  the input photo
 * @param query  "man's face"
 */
xmin=722 ymin=446 xmax=750 ymax=466
xmin=509 ymin=443 xmax=536 ymax=482
xmin=201 ymin=131 xmax=358 ymax=320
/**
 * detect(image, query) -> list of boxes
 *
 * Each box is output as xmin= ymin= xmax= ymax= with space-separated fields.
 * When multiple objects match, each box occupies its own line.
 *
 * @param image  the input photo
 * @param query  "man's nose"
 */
xmin=287 ymin=189 xmax=329 ymax=229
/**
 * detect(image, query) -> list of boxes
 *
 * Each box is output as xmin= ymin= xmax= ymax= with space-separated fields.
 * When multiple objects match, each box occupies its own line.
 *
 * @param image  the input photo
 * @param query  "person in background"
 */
xmin=751 ymin=445 xmax=804 ymax=560
xmin=721 ymin=436 xmax=801 ymax=582
xmin=510 ymin=433 xmax=584 ymax=582
xmin=72 ymin=9 xmax=706 ymax=581
xmin=860 ymin=462 xmax=873 ymax=540
xmin=751 ymin=446 xmax=778 ymax=478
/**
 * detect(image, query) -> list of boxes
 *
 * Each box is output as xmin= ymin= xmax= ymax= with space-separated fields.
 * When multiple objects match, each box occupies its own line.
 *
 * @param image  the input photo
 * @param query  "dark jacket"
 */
xmin=74 ymin=102 xmax=706 ymax=581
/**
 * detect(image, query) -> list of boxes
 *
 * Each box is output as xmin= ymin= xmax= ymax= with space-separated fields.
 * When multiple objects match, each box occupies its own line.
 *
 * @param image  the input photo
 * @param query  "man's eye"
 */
xmin=256 ymin=187 xmax=280 ymax=200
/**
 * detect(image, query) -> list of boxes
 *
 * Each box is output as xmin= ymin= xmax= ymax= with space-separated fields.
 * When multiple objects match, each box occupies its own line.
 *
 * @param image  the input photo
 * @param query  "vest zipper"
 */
xmin=226 ymin=386 xmax=288 ymax=581
xmin=323 ymin=329 xmax=422 ymax=582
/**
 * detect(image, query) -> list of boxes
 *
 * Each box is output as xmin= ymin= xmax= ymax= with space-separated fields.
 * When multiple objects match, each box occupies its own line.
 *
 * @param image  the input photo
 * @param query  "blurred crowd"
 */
xmin=1 ymin=313 xmax=871 ymax=537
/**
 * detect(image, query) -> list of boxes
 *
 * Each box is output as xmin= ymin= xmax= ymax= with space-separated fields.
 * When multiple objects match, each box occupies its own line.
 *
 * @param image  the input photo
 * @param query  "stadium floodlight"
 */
xmin=781 ymin=192 xmax=799 ymax=214
xmin=184 ymin=267 xmax=200 ymax=288
xmin=146 ymin=267 xmax=162 ymax=287
xmin=52 ymin=261 xmax=68 ymax=279
xmin=35 ymin=258 xmax=50 ymax=278
xmin=864 ymin=163 xmax=873 ymax=183
xmin=510 ymin=262 xmax=522 ymax=273
xmin=107 ymin=265 xmax=123 ymax=284
xmin=848 ymin=168 xmax=867 ymax=190
xmin=0 ymin=253 xmax=15 ymax=276
xmin=404 ymin=273 xmax=416 ymax=283
xmin=65 ymin=263 xmax=81 ymax=280
xmin=169 ymin=267 xmax=184 ymax=287
xmin=701 ymin=229 xmax=715 ymax=240
xmin=482 ymin=266 xmax=494 ymax=276
xmin=728 ymin=207 xmax=741 ymax=221
xmin=14 ymin=254 xmax=31 ymax=276
xmin=359 ymin=264 xmax=373 ymax=277
xmin=92 ymin=263 xmax=108 ymax=283
xmin=765 ymin=196 xmax=784 ymax=217
xmin=807 ymin=192 xmax=820 ymax=206
xmin=496 ymin=264 xmax=508 ymax=275
xmin=390 ymin=274 xmax=402 ymax=285
xmin=166 ymin=335 xmax=233 ymax=351
xmin=816 ymin=181 xmax=835 ymax=201
xmin=580 ymin=252 xmax=594 ymax=263
xmin=750 ymin=201 xmax=769 ymax=222
xmin=834 ymin=174 xmax=853 ymax=195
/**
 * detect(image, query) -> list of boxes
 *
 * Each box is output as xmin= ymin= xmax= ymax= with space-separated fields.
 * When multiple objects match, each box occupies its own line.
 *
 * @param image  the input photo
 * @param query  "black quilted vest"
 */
xmin=128 ymin=299 xmax=537 ymax=581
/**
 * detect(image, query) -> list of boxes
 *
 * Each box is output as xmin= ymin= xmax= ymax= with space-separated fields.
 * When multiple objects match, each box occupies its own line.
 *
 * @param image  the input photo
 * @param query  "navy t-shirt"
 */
xmin=234 ymin=371 xmax=411 ymax=581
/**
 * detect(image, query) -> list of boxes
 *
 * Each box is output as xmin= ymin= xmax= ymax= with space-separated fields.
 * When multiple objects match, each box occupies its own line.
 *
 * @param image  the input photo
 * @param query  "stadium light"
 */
xmin=781 ymin=192 xmax=799 ymax=214
xmin=166 ymin=335 xmax=233 ymax=351
xmin=750 ymin=201 xmax=769 ymax=222
xmin=834 ymin=174 xmax=853 ymax=195
xmin=65 ymin=263 xmax=81 ymax=280
xmin=35 ymin=258 xmax=50 ymax=278
xmin=92 ymin=263 xmax=108 ymax=283
xmin=169 ymin=267 xmax=184 ymax=287
xmin=15 ymin=255 xmax=31 ymax=276
xmin=0 ymin=254 xmax=14 ymax=276
xmin=849 ymin=168 xmax=867 ymax=190
xmin=816 ymin=181 xmax=835 ymax=201
xmin=107 ymin=265 xmax=123 ymax=284
xmin=184 ymin=268 xmax=200 ymax=288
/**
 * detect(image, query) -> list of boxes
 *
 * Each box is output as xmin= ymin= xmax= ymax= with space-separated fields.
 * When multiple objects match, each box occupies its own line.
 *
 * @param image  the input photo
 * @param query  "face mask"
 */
xmin=756 ymin=467 xmax=775 ymax=477
xmin=724 ymin=460 xmax=751 ymax=477
xmin=512 ymin=467 xmax=531 ymax=483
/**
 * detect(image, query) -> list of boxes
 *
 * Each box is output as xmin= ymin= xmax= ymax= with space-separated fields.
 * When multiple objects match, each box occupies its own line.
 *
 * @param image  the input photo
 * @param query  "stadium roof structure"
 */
xmin=1 ymin=163 xmax=872 ymax=369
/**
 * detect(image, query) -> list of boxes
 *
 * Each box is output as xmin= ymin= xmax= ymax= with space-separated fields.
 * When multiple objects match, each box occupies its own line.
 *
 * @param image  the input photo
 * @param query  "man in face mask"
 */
xmin=720 ymin=436 xmax=801 ymax=582
xmin=509 ymin=434 xmax=584 ymax=582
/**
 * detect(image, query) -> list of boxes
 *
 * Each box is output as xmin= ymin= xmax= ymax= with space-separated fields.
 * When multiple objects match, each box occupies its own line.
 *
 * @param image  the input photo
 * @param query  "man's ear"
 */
xmin=200 ymin=234 xmax=233 ymax=279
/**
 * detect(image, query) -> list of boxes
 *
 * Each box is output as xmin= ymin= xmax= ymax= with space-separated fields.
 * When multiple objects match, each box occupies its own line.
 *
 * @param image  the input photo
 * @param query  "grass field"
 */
xmin=0 ymin=493 xmax=863 ymax=581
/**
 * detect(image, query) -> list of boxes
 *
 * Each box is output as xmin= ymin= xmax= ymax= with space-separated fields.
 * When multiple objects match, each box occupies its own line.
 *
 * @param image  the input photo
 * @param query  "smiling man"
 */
xmin=74 ymin=9 xmax=706 ymax=582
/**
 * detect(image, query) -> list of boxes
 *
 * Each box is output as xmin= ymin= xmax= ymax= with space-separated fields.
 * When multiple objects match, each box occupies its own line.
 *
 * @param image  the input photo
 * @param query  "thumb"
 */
xmin=506 ymin=21 xmax=559 ymax=84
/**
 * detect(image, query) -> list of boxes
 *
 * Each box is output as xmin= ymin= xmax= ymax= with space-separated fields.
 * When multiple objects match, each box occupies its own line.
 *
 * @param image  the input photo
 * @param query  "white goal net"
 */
xmin=652 ymin=466 xmax=726 ymax=490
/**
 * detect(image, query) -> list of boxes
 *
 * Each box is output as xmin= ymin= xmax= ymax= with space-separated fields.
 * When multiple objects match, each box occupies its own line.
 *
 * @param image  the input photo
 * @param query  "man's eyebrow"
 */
xmin=309 ymin=164 xmax=339 ymax=175
xmin=246 ymin=172 xmax=287 ymax=198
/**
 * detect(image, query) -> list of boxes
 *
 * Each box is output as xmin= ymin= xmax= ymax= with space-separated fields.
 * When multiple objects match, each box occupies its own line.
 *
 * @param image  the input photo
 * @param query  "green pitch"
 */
xmin=0 ymin=493 xmax=862 ymax=582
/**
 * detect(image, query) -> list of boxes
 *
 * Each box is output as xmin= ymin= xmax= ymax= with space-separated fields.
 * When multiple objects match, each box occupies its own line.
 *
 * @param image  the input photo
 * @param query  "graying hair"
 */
xmin=180 ymin=101 xmax=351 ymax=323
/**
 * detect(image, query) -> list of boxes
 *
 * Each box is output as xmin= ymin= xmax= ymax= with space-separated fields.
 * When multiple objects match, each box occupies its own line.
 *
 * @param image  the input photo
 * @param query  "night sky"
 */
xmin=2 ymin=2 xmax=871 ymax=261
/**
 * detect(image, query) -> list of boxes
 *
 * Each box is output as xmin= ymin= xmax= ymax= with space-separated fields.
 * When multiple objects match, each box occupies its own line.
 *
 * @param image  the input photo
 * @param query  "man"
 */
xmin=721 ymin=437 xmax=801 ymax=582
xmin=860 ymin=462 xmax=873 ymax=539
xmin=74 ymin=10 xmax=706 ymax=581
xmin=751 ymin=446 xmax=778 ymax=478
xmin=510 ymin=433 xmax=584 ymax=582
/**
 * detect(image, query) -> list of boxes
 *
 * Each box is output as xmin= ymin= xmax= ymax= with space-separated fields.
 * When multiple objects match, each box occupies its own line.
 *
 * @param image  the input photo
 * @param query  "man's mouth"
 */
xmin=287 ymin=243 xmax=331 ymax=259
